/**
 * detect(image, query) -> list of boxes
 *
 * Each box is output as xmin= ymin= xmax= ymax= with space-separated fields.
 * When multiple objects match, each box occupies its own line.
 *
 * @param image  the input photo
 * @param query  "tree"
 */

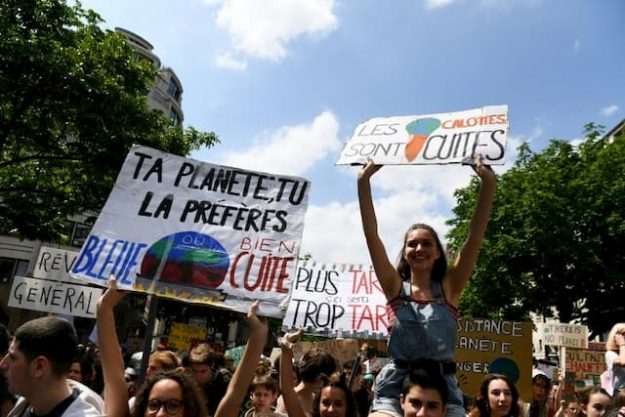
xmin=446 ymin=123 xmax=625 ymax=336
xmin=0 ymin=0 xmax=218 ymax=242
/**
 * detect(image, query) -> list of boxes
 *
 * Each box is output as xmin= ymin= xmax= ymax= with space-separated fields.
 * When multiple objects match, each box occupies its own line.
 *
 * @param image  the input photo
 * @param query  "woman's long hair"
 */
xmin=133 ymin=368 xmax=208 ymax=417
xmin=606 ymin=324 xmax=625 ymax=352
xmin=312 ymin=373 xmax=356 ymax=417
xmin=469 ymin=374 xmax=520 ymax=417
xmin=396 ymin=224 xmax=447 ymax=282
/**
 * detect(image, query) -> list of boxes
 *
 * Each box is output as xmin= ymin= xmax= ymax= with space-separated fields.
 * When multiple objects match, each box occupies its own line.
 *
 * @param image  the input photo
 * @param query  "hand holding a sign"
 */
xmin=470 ymin=153 xmax=496 ymax=185
xmin=246 ymin=300 xmax=268 ymax=338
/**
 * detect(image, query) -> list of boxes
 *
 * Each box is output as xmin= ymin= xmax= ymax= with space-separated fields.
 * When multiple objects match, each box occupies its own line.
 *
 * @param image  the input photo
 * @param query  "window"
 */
xmin=167 ymin=79 xmax=181 ymax=101
xmin=0 ymin=257 xmax=29 ymax=284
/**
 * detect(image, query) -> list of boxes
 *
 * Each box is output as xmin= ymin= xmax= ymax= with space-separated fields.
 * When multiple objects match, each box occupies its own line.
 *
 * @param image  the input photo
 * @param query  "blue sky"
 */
xmin=80 ymin=0 xmax=625 ymax=266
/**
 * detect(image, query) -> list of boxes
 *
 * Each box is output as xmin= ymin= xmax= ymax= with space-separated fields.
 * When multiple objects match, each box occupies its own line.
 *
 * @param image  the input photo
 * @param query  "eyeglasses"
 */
xmin=147 ymin=399 xmax=183 ymax=415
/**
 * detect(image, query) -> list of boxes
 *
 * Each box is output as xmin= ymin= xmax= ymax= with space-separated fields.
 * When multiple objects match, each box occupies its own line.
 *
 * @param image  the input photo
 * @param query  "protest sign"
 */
xmin=8 ymin=276 xmax=103 ymax=318
xmin=292 ymin=339 xmax=361 ymax=365
xmin=565 ymin=348 xmax=606 ymax=387
xmin=168 ymin=322 xmax=208 ymax=352
xmin=336 ymin=105 xmax=508 ymax=166
xmin=455 ymin=319 xmax=533 ymax=402
xmin=282 ymin=264 xmax=389 ymax=338
xmin=70 ymin=145 xmax=310 ymax=318
xmin=541 ymin=322 xmax=588 ymax=349
xmin=33 ymin=246 xmax=80 ymax=283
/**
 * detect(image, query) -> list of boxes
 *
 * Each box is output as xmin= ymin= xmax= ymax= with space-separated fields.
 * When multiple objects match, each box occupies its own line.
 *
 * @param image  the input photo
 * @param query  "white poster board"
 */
xmin=8 ymin=276 xmax=102 ymax=318
xmin=70 ymin=145 xmax=310 ymax=318
xmin=336 ymin=105 xmax=508 ymax=166
xmin=33 ymin=247 xmax=80 ymax=282
xmin=541 ymin=322 xmax=588 ymax=349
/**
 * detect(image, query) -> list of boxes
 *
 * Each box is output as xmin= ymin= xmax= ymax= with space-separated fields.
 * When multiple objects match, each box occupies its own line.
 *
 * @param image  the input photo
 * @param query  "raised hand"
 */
xmin=357 ymin=158 xmax=382 ymax=182
xmin=97 ymin=276 xmax=126 ymax=311
xmin=471 ymin=153 xmax=496 ymax=183
xmin=246 ymin=300 xmax=268 ymax=335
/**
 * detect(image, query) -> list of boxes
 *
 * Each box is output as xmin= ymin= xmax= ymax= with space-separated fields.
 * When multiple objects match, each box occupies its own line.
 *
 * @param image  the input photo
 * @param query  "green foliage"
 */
xmin=446 ymin=123 xmax=625 ymax=335
xmin=0 ymin=0 xmax=218 ymax=241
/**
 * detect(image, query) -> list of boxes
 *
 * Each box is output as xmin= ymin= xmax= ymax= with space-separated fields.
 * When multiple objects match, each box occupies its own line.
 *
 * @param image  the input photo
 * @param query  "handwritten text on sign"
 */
xmin=336 ymin=105 xmax=508 ymax=166
xmin=8 ymin=276 xmax=102 ymax=318
xmin=70 ymin=145 xmax=310 ymax=318
xmin=168 ymin=322 xmax=208 ymax=352
xmin=33 ymin=246 xmax=80 ymax=283
xmin=282 ymin=265 xmax=390 ymax=338
xmin=455 ymin=319 xmax=533 ymax=402
xmin=541 ymin=322 xmax=588 ymax=349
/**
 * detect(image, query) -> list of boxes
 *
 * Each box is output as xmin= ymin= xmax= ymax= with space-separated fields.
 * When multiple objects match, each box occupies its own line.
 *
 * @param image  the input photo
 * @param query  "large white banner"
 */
xmin=336 ymin=105 xmax=508 ymax=166
xmin=70 ymin=145 xmax=310 ymax=318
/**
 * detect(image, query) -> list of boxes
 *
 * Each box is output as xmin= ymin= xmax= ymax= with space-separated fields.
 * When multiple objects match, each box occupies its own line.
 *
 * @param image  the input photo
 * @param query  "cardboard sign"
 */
xmin=70 ymin=145 xmax=310 ymax=318
xmin=541 ymin=322 xmax=588 ymax=349
xmin=336 ymin=105 xmax=508 ymax=165
xmin=455 ymin=319 xmax=533 ymax=402
xmin=33 ymin=246 xmax=80 ymax=282
xmin=168 ymin=322 xmax=208 ymax=352
xmin=8 ymin=276 xmax=103 ymax=318
xmin=292 ymin=338 xmax=361 ymax=365
xmin=565 ymin=348 xmax=606 ymax=386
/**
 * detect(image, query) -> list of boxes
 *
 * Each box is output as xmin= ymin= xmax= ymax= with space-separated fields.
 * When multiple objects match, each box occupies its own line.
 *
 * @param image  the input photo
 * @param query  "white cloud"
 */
xmin=301 ymin=189 xmax=450 ymax=265
xmin=425 ymin=0 xmax=457 ymax=9
xmin=574 ymin=39 xmax=581 ymax=53
xmin=206 ymin=0 xmax=338 ymax=61
xmin=600 ymin=105 xmax=619 ymax=117
xmin=220 ymin=111 xmax=341 ymax=176
xmin=215 ymin=52 xmax=248 ymax=71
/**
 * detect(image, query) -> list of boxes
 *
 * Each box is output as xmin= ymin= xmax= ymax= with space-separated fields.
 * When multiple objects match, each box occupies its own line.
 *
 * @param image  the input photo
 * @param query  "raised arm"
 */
xmin=357 ymin=159 xmax=401 ymax=299
xmin=444 ymin=154 xmax=496 ymax=304
xmin=214 ymin=301 xmax=268 ymax=417
xmin=96 ymin=278 xmax=130 ymax=417
xmin=279 ymin=329 xmax=306 ymax=417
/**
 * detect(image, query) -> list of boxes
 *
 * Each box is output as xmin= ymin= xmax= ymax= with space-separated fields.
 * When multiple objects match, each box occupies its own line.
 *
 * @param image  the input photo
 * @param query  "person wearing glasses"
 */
xmin=97 ymin=278 xmax=268 ymax=417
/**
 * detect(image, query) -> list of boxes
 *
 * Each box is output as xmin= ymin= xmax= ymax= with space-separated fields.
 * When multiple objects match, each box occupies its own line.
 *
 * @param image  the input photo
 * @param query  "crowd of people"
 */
xmin=0 ymin=156 xmax=623 ymax=417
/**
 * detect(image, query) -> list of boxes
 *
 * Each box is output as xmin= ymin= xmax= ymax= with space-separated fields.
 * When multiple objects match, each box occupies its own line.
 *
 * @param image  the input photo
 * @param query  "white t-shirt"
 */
xmin=605 ymin=351 xmax=625 ymax=394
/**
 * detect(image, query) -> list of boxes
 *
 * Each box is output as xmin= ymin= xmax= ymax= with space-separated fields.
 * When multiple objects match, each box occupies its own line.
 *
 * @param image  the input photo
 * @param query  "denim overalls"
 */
xmin=370 ymin=280 xmax=464 ymax=417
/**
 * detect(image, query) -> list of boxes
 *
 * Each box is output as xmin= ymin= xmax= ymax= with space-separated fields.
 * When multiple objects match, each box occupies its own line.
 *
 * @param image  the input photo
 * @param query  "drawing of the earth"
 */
xmin=490 ymin=357 xmax=520 ymax=383
xmin=140 ymin=231 xmax=230 ymax=289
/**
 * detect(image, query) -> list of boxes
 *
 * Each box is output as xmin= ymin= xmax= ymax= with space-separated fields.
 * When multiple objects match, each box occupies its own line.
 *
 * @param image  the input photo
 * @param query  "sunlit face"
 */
xmin=403 ymin=229 xmax=440 ymax=271
xmin=146 ymin=379 xmax=185 ymax=417
xmin=190 ymin=363 xmax=212 ymax=386
xmin=69 ymin=361 xmax=82 ymax=382
xmin=0 ymin=341 xmax=34 ymax=397
xmin=487 ymin=379 xmax=512 ymax=417
xmin=319 ymin=386 xmax=347 ymax=417
xmin=401 ymin=385 xmax=445 ymax=417
xmin=251 ymin=386 xmax=278 ymax=413
xmin=583 ymin=393 xmax=611 ymax=417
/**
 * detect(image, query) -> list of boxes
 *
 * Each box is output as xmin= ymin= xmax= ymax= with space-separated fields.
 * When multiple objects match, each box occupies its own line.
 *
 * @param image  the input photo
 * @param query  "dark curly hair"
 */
xmin=396 ymin=224 xmax=447 ymax=282
xmin=469 ymin=374 xmax=520 ymax=417
xmin=133 ymin=368 xmax=208 ymax=417
xmin=312 ymin=373 xmax=356 ymax=417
